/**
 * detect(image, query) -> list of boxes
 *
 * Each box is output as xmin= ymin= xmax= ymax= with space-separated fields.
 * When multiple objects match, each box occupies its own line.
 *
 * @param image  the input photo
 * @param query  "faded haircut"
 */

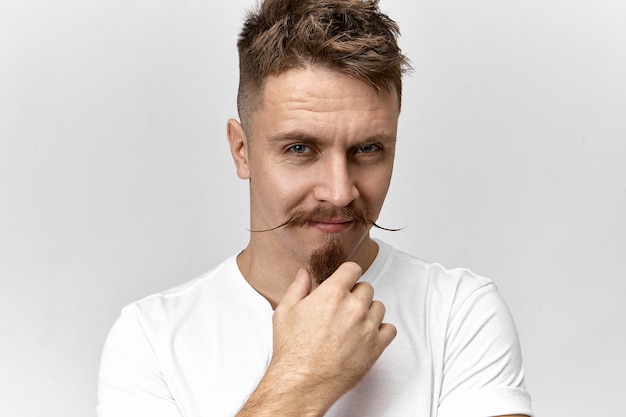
xmin=236 ymin=0 xmax=411 ymax=133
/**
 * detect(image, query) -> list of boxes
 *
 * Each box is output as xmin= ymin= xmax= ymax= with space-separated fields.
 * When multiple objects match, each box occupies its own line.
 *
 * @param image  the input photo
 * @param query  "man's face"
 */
xmin=230 ymin=66 xmax=399 ymax=269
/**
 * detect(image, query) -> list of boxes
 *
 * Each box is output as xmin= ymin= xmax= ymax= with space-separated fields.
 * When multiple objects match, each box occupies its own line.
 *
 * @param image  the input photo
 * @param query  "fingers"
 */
xmin=368 ymin=299 xmax=386 ymax=321
xmin=351 ymin=281 xmax=374 ymax=304
xmin=272 ymin=261 xmax=397 ymax=396
xmin=280 ymin=263 xmax=395 ymax=352
xmin=323 ymin=262 xmax=363 ymax=291
xmin=378 ymin=322 xmax=398 ymax=348
xmin=280 ymin=262 xmax=369 ymax=310
xmin=323 ymin=262 xmax=374 ymax=306
xmin=319 ymin=262 xmax=378 ymax=313
xmin=368 ymin=300 xmax=397 ymax=349
xmin=278 ymin=268 xmax=312 ymax=309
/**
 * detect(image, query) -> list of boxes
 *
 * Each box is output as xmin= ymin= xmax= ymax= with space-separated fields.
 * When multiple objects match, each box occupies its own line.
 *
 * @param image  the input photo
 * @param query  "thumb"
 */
xmin=277 ymin=268 xmax=312 ymax=309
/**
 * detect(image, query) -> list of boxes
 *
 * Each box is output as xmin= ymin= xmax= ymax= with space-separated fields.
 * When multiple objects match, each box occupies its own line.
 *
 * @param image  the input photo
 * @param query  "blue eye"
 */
xmin=289 ymin=144 xmax=312 ymax=154
xmin=358 ymin=144 xmax=381 ymax=154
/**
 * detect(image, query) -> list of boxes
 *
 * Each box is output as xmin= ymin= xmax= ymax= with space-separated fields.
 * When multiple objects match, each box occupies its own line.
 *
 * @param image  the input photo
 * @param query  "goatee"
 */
xmin=309 ymin=233 xmax=347 ymax=285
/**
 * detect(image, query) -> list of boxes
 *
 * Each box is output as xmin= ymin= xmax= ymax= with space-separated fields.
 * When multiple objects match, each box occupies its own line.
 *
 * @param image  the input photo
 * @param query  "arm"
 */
xmin=236 ymin=263 xmax=397 ymax=417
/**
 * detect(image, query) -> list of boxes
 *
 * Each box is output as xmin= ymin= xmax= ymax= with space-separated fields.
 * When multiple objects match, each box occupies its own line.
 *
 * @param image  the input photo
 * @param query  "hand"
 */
xmin=238 ymin=262 xmax=396 ymax=417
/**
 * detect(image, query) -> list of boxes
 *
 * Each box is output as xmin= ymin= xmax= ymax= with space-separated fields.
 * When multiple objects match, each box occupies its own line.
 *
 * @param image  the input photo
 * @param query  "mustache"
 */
xmin=248 ymin=206 xmax=403 ymax=233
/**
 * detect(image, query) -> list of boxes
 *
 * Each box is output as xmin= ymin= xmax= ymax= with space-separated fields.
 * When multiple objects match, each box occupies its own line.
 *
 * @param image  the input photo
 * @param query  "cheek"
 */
xmin=271 ymin=170 xmax=307 ymax=199
xmin=356 ymin=166 xmax=393 ymax=207
xmin=251 ymin=165 xmax=312 ymax=211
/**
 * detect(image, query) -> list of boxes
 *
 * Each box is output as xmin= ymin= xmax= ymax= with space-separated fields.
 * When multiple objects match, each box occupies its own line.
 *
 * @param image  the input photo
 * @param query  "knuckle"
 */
xmin=343 ymin=295 xmax=368 ymax=319
xmin=324 ymin=281 xmax=346 ymax=299
xmin=355 ymin=282 xmax=369 ymax=294
xmin=371 ymin=299 xmax=386 ymax=315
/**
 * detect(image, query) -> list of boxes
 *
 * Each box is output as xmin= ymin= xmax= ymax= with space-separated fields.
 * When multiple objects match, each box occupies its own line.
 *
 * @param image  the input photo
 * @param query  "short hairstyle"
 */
xmin=236 ymin=0 xmax=411 ymax=132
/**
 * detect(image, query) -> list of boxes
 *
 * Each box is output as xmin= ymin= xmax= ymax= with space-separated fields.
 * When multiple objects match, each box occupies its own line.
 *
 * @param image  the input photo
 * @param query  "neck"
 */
xmin=236 ymin=234 xmax=379 ymax=308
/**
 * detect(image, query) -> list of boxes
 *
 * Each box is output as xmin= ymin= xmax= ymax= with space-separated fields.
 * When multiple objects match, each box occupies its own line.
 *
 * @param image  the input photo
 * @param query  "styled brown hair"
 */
xmin=236 ymin=0 xmax=411 ymax=131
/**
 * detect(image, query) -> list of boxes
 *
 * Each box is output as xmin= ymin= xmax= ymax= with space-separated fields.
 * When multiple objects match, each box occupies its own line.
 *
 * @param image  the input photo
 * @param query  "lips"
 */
xmin=308 ymin=219 xmax=354 ymax=233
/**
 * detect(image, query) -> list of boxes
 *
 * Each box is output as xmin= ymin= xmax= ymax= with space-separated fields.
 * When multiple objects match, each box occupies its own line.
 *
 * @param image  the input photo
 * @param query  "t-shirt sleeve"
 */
xmin=97 ymin=304 xmax=184 ymax=417
xmin=437 ymin=282 xmax=534 ymax=417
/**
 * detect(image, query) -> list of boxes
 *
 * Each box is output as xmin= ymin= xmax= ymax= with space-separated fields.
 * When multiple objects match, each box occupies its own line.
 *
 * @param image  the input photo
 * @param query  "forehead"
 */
xmin=262 ymin=66 xmax=398 ymax=110
xmin=251 ymin=66 xmax=399 ymax=140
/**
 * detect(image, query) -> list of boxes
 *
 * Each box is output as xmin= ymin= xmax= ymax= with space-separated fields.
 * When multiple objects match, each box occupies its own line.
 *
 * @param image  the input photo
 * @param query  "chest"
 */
xmin=162 ymin=304 xmax=444 ymax=417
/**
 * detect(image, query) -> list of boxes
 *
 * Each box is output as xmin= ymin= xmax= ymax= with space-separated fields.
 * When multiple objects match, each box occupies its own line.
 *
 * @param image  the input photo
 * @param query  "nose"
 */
xmin=312 ymin=154 xmax=360 ymax=207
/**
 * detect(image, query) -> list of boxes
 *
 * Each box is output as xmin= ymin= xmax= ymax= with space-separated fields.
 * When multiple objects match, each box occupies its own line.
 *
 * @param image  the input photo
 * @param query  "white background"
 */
xmin=1 ymin=0 xmax=625 ymax=416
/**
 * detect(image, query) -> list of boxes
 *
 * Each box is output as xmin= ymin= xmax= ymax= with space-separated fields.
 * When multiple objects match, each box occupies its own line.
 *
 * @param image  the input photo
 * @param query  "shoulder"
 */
xmin=372 ymin=240 xmax=495 ymax=304
xmin=117 ymin=256 xmax=237 ymax=331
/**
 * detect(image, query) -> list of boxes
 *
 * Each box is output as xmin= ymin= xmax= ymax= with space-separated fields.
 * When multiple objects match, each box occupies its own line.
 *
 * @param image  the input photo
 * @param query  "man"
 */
xmin=98 ymin=0 xmax=533 ymax=416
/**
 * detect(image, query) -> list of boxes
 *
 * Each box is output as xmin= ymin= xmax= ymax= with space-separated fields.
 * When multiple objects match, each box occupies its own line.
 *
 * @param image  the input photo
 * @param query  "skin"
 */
xmin=228 ymin=65 xmax=399 ymax=307
xmin=227 ymin=66 xmax=528 ymax=417
xmin=228 ymin=66 xmax=398 ymax=415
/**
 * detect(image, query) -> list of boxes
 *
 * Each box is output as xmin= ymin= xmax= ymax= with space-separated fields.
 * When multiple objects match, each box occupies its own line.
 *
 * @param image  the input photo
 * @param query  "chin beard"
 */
xmin=309 ymin=233 xmax=347 ymax=285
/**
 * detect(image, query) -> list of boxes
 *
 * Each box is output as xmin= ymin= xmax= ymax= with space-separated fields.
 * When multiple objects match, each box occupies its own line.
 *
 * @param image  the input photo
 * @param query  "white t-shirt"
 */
xmin=98 ymin=240 xmax=533 ymax=417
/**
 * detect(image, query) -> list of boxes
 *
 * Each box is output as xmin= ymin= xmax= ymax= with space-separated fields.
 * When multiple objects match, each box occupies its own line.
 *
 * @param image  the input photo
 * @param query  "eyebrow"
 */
xmin=267 ymin=131 xmax=397 ymax=145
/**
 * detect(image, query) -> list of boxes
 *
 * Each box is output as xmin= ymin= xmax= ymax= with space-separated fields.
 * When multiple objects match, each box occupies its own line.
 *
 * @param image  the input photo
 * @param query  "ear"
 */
xmin=226 ymin=118 xmax=250 ymax=180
